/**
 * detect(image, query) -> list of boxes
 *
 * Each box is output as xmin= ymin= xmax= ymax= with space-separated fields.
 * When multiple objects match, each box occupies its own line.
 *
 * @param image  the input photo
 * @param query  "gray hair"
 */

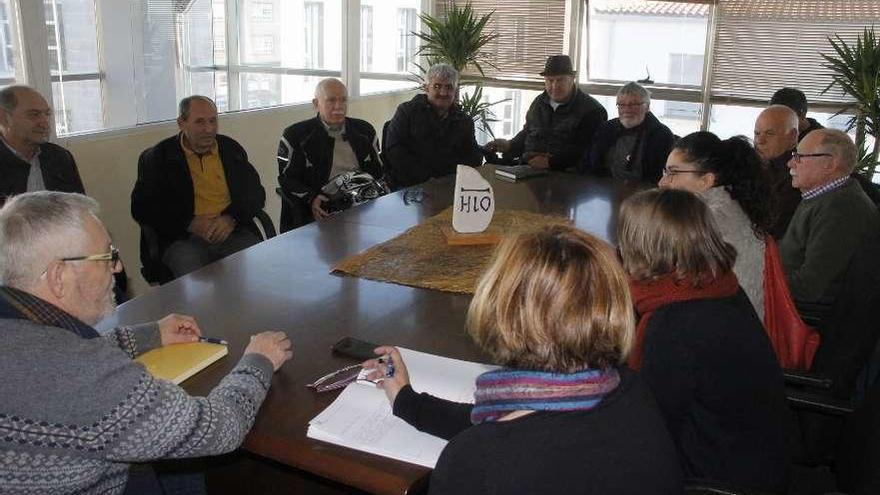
xmin=763 ymin=104 xmax=799 ymax=132
xmin=314 ymin=78 xmax=347 ymax=99
xmin=0 ymin=192 xmax=98 ymax=289
xmin=0 ymin=85 xmax=39 ymax=113
xmin=425 ymin=64 xmax=459 ymax=88
xmin=618 ymin=82 xmax=650 ymax=105
xmin=178 ymin=95 xmax=216 ymax=121
xmin=816 ymin=128 xmax=858 ymax=174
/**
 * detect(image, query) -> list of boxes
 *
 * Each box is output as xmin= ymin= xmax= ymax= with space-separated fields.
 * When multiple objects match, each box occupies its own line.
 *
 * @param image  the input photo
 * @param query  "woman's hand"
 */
xmin=362 ymin=346 xmax=410 ymax=405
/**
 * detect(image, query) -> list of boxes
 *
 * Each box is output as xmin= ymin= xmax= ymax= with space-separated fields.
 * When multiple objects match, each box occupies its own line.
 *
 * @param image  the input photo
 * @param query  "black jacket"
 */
xmin=131 ymin=134 xmax=266 ymax=256
xmin=392 ymin=368 xmax=682 ymax=495
xmin=766 ymin=149 xmax=800 ymax=239
xmin=582 ymin=111 xmax=674 ymax=184
xmin=507 ymin=88 xmax=607 ymax=170
xmin=277 ymin=115 xmax=382 ymax=230
xmin=640 ymin=291 xmax=790 ymax=493
xmin=384 ymin=94 xmax=481 ymax=189
xmin=0 ymin=141 xmax=84 ymax=204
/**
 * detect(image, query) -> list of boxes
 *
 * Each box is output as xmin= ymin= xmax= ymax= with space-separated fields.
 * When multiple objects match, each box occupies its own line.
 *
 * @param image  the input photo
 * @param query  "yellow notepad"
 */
xmin=136 ymin=342 xmax=228 ymax=385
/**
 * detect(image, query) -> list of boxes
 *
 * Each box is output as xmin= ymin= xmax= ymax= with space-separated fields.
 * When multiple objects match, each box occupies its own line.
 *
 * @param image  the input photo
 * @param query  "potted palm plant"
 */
xmin=821 ymin=26 xmax=880 ymax=179
xmin=411 ymin=2 xmax=505 ymax=137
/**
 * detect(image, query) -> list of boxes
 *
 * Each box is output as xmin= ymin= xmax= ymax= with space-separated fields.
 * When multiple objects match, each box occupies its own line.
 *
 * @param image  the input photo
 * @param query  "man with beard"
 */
xmin=582 ymin=82 xmax=674 ymax=183
xmin=754 ymin=105 xmax=801 ymax=238
xmin=0 ymin=191 xmax=292 ymax=495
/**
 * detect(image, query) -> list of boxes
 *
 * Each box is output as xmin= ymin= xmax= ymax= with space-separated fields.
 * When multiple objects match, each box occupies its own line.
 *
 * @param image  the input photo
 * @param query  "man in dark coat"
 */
xmin=277 ymin=78 xmax=382 ymax=231
xmin=770 ymin=87 xmax=825 ymax=142
xmin=582 ymin=82 xmax=674 ymax=184
xmin=0 ymin=85 xmax=84 ymax=204
xmin=384 ymin=64 xmax=481 ymax=189
xmin=131 ymin=95 xmax=266 ymax=278
xmin=487 ymin=55 xmax=607 ymax=171
xmin=755 ymin=105 xmax=801 ymax=238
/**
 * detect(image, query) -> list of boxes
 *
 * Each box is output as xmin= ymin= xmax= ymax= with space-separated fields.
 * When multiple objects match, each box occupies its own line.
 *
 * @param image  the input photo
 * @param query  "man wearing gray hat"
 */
xmin=487 ymin=55 xmax=607 ymax=170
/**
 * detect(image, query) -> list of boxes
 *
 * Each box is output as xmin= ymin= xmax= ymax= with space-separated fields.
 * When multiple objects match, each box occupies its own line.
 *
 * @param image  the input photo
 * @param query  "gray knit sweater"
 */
xmin=702 ymin=187 xmax=765 ymax=321
xmin=0 ymin=319 xmax=274 ymax=495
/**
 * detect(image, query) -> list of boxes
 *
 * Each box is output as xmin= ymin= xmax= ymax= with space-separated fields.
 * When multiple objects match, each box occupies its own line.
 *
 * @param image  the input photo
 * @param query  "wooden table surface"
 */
xmin=100 ymin=166 xmax=643 ymax=495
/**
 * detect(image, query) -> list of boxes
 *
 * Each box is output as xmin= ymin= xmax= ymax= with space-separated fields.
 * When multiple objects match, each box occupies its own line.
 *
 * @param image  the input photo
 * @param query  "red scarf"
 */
xmin=628 ymin=271 xmax=740 ymax=370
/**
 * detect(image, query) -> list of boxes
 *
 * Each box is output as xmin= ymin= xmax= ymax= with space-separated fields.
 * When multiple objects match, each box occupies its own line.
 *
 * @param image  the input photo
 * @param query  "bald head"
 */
xmin=313 ymin=78 xmax=348 ymax=128
xmin=754 ymin=105 xmax=799 ymax=161
xmin=0 ymin=85 xmax=52 ymax=156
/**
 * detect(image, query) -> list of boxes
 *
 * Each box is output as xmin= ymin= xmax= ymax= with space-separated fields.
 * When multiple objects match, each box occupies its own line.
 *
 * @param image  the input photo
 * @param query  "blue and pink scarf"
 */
xmin=470 ymin=367 xmax=621 ymax=424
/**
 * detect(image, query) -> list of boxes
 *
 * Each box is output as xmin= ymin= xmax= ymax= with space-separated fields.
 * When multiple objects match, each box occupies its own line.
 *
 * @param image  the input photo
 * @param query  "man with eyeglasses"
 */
xmin=582 ymin=82 xmax=673 ymax=183
xmin=384 ymin=64 xmax=481 ymax=189
xmin=0 ymin=191 xmax=293 ymax=495
xmin=754 ymin=104 xmax=802 ymax=238
xmin=780 ymin=129 xmax=879 ymax=320
xmin=486 ymin=55 xmax=607 ymax=171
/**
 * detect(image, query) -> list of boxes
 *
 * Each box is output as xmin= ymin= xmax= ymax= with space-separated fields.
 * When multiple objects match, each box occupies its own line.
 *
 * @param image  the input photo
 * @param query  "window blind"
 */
xmin=711 ymin=0 xmax=880 ymax=104
xmin=436 ymin=0 xmax=566 ymax=81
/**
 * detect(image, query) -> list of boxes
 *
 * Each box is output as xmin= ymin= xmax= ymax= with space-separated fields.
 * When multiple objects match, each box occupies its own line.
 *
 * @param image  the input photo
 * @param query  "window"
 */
xmin=360 ymin=0 xmax=420 ymax=95
xmin=360 ymin=5 xmax=373 ymax=72
xmin=250 ymin=35 xmax=275 ymax=56
xmin=396 ymin=8 xmax=417 ymax=72
xmin=250 ymin=0 xmax=274 ymax=21
xmin=665 ymin=53 xmax=703 ymax=121
xmin=583 ymin=0 xmax=709 ymax=85
xmin=0 ymin=0 xmax=21 ymax=84
xmin=45 ymin=0 xmax=102 ymax=134
xmin=303 ymin=2 xmax=324 ymax=69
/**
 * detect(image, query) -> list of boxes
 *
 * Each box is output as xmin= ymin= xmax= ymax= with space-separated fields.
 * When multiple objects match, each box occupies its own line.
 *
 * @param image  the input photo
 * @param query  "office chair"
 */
xmin=139 ymin=210 xmax=276 ymax=285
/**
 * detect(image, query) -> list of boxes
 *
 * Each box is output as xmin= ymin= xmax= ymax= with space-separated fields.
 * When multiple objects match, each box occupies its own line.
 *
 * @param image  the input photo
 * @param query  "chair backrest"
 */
xmin=812 ymin=224 xmax=880 ymax=398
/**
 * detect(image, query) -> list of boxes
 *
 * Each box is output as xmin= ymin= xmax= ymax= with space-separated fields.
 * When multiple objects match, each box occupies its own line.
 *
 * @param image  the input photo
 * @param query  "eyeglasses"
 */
xmin=307 ymin=364 xmax=377 ymax=393
xmin=429 ymin=83 xmax=455 ymax=92
xmin=616 ymin=102 xmax=645 ymax=108
xmin=791 ymin=152 xmax=832 ymax=162
xmin=61 ymin=246 xmax=120 ymax=266
xmin=662 ymin=168 xmax=707 ymax=177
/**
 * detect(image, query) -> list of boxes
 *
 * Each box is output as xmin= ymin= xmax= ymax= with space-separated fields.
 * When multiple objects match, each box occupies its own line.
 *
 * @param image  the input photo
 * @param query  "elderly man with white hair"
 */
xmin=0 ymin=191 xmax=292 ymax=494
xmin=755 ymin=104 xmax=802 ymax=238
xmin=781 ymin=129 xmax=880 ymax=318
xmin=277 ymin=78 xmax=382 ymax=231
xmin=384 ymin=63 xmax=481 ymax=189
xmin=582 ymin=82 xmax=674 ymax=183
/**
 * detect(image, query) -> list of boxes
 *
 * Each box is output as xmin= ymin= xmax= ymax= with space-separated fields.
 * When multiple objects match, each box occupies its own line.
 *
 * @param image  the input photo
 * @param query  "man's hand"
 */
xmin=158 ymin=313 xmax=202 ymax=346
xmin=244 ymin=331 xmax=293 ymax=372
xmin=486 ymin=139 xmax=511 ymax=153
xmin=188 ymin=215 xmax=216 ymax=242
xmin=362 ymin=346 xmax=410 ymax=405
xmin=528 ymin=153 xmax=551 ymax=169
xmin=208 ymin=215 xmax=236 ymax=244
xmin=311 ymin=194 xmax=330 ymax=220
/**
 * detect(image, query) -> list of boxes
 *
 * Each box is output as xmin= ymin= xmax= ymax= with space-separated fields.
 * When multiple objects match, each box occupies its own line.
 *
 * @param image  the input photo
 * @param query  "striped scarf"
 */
xmin=0 ymin=285 xmax=100 ymax=339
xmin=470 ymin=367 xmax=621 ymax=424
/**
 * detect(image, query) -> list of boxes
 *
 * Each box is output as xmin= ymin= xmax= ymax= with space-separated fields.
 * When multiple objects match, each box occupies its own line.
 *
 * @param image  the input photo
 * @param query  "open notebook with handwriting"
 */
xmin=307 ymin=347 xmax=496 ymax=468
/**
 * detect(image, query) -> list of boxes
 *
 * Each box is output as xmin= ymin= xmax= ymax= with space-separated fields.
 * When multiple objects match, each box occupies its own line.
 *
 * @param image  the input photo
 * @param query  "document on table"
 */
xmin=307 ymin=347 xmax=497 ymax=468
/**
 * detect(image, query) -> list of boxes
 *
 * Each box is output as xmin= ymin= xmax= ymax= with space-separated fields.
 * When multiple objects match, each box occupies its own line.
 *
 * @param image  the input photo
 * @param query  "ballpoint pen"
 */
xmin=199 ymin=336 xmax=228 ymax=346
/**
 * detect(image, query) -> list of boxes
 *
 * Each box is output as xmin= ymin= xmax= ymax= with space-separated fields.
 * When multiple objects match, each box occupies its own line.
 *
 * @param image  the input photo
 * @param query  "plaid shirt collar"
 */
xmin=802 ymin=176 xmax=850 ymax=201
xmin=0 ymin=285 xmax=100 ymax=339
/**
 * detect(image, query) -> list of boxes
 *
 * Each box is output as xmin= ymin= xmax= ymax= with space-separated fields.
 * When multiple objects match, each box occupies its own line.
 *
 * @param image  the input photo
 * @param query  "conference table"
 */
xmin=100 ymin=166 xmax=644 ymax=495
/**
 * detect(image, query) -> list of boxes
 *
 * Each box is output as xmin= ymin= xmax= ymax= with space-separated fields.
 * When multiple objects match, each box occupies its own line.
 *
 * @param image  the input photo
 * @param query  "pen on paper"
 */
xmin=199 ymin=336 xmax=228 ymax=346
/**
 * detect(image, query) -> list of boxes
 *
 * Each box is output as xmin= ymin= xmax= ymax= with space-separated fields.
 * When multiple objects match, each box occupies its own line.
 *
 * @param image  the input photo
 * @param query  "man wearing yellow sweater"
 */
xmin=132 ymin=96 xmax=266 ymax=278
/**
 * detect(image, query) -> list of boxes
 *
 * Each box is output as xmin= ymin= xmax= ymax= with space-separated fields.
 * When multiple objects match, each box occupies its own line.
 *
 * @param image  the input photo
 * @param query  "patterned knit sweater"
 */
xmin=0 ymin=319 xmax=274 ymax=494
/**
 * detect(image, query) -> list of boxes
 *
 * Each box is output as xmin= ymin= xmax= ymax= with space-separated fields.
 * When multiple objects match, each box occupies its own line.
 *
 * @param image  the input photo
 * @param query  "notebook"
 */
xmin=307 ymin=347 xmax=497 ymax=468
xmin=494 ymin=165 xmax=549 ymax=181
xmin=135 ymin=342 xmax=228 ymax=385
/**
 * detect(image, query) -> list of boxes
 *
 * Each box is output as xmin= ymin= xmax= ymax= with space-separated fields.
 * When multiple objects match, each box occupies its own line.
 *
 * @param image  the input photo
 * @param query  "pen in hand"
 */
xmin=377 ymin=355 xmax=395 ymax=378
xmin=199 ymin=336 xmax=228 ymax=346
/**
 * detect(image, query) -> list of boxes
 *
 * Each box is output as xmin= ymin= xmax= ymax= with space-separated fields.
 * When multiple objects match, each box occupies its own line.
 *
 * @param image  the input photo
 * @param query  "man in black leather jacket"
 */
xmin=277 ymin=78 xmax=382 ymax=231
